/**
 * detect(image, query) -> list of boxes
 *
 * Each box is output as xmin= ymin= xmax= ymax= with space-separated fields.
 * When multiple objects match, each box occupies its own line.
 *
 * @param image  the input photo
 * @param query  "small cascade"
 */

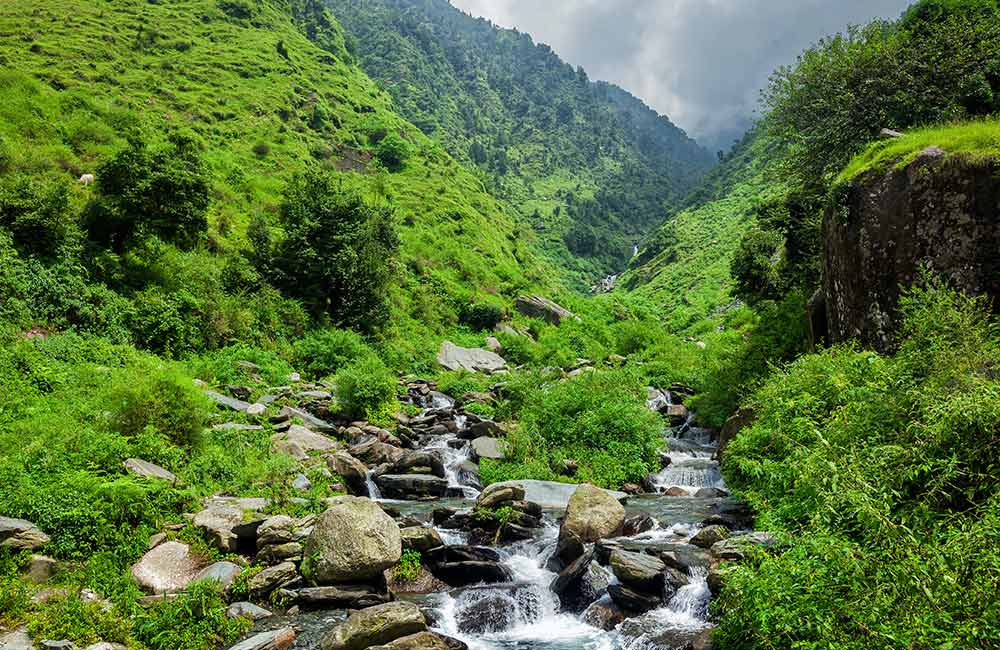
xmin=364 ymin=469 xmax=382 ymax=500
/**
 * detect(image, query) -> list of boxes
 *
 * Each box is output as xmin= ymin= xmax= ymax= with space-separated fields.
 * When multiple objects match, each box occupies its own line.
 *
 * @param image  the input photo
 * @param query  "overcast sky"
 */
xmin=450 ymin=0 xmax=913 ymax=151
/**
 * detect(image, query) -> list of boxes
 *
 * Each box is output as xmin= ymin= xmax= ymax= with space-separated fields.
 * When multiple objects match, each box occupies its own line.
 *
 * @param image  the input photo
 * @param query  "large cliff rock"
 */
xmin=823 ymin=147 xmax=1000 ymax=352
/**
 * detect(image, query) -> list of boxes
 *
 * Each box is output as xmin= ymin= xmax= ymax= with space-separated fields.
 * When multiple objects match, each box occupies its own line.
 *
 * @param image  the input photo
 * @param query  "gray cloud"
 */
xmin=450 ymin=0 xmax=912 ymax=151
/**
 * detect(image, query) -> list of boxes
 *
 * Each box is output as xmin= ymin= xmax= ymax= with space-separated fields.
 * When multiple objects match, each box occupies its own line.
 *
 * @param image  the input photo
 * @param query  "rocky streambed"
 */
xmin=2 ymin=377 xmax=774 ymax=650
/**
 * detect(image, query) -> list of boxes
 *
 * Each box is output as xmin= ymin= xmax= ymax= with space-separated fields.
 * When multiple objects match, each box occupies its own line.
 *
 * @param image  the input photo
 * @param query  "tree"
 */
xmin=88 ymin=132 xmax=210 ymax=251
xmin=267 ymin=169 xmax=398 ymax=331
xmin=374 ymin=132 xmax=412 ymax=171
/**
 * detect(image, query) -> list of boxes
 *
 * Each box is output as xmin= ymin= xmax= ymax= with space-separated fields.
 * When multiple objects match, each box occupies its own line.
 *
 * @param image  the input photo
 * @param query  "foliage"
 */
xmin=89 ymin=132 xmax=211 ymax=252
xmin=109 ymin=363 xmax=210 ymax=450
xmin=336 ymin=355 xmax=398 ymax=421
xmin=492 ymin=367 xmax=664 ymax=489
xmin=459 ymin=302 xmax=505 ymax=332
xmin=392 ymin=549 xmax=422 ymax=581
xmin=0 ymin=174 xmax=76 ymax=262
xmin=264 ymin=169 xmax=399 ymax=331
xmin=133 ymin=580 xmax=251 ymax=650
xmin=716 ymin=279 xmax=1000 ymax=649
xmin=374 ymin=132 xmax=412 ymax=171
xmin=292 ymin=327 xmax=376 ymax=379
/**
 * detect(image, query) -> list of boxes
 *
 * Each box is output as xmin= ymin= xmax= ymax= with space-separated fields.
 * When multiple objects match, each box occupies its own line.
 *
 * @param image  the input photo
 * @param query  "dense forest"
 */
xmin=326 ymin=0 xmax=715 ymax=281
xmin=1 ymin=0 xmax=999 ymax=649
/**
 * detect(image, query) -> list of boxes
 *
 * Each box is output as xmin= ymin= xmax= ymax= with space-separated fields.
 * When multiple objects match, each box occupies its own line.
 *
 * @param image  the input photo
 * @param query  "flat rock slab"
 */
xmin=271 ymin=425 xmax=338 ymax=458
xmin=489 ymin=480 xmax=626 ymax=509
xmin=205 ymin=390 xmax=252 ymax=412
xmin=227 ymin=601 xmax=273 ymax=621
xmin=227 ymin=628 xmax=295 ymax=650
xmin=123 ymin=458 xmax=178 ymax=485
xmin=514 ymin=295 xmax=576 ymax=325
xmin=0 ymin=517 xmax=50 ymax=551
xmin=437 ymin=341 xmax=507 ymax=374
xmin=131 ymin=541 xmax=204 ymax=594
xmin=471 ymin=436 xmax=506 ymax=461
xmin=0 ymin=627 xmax=34 ymax=650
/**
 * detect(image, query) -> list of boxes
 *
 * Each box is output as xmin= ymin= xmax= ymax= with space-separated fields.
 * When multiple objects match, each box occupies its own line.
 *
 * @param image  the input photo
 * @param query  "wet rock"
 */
xmin=690 ymin=525 xmax=729 ymax=549
xmin=350 ymin=440 xmax=408 ymax=466
xmin=694 ymin=487 xmax=729 ymax=498
xmin=400 ymin=527 xmax=444 ymax=553
xmin=375 ymin=475 xmax=449 ymax=500
xmin=302 ymin=497 xmax=402 ymax=583
xmin=437 ymin=341 xmax=507 ymax=374
xmin=131 ymin=541 xmax=204 ymax=594
xmin=295 ymin=583 xmax=391 ymax=609
xmin=123 ymin=458 xmax=178 ymax=485
xmin=475 ymin=483 xmax=525 ymax=509
xmin=582 ymin=599 xmax=626 ymax=630
xmin=562 ymin=484 xmax=625 ymax=543
xmin=385 ymin=452 xmax=446 ymax=479
xmin=622 ymin=513 xmax=656 ymax=537
xmin=320 ymin=601 xmax=427 ymax=650
xmin=228 ymin=627 xmax=295 ymax=650
xmin=552 ymin=528 xmax=585 ymax=568
xmin=454 ymin=585 xmax=541 ymax=634
xmin=455 ymin=461 xmax=482 ymax=491
xmin=463 ymin=419 xmax=504 ymax=440
xmin=427 ymin=561 xmax=512 ymax=587
xmin=610 ymin=550 xmax=665 ymax=592
xmin=490 ymin=480 xmax=626 ymax=509
xmin=227 ymin=601 xmax=272 ymax=620
xmin=325 ymin=451 xmax=370 ymax=497
xmin=550 ymin=550 xmax=609 ymax=612
xmin=664 ymin=486 xmax=690 ymax=497
xmin=514 ymin=295 xmax=575 ymax=325
xmin=607 ymin=583 xmax=662 ymax=613
xmin=23 ymin=555 xmax=56 ymax=584
xmin=0 ymin=516 xmax=50 ymax=550
xmin=369 ymin=632 xmax=451 ymax=650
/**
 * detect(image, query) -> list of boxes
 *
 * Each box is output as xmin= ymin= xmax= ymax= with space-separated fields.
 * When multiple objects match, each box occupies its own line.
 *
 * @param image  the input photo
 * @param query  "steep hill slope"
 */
xmin=0 ymin=0 xmax=554 ymax=360
xmin=325 ymin=0 xmax=715 ymax=282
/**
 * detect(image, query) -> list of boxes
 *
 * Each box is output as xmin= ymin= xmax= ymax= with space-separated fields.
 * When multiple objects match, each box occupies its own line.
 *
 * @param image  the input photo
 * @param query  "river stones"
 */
xmin=582 ymin=599 xmax=627 ymax=630
xmin=195 ymin=561 xmax=242 ymax=592
xmin=350 ymin=440 xmax=408 ymax=466
xmin=228 ymin=627 xmax=296 ymax=650
xmin=325 ymin=452 xmax=370 ymax=497
xmin=302 ymin=497 xmax=402 ymax=584
xmin=475 ymin=483 xmax=525 ymax=509
xmin=400 ymin=526 xmax=444 ymax=553
xmin=193 ymin=497 xmax=267 ymax=552
xmin=550 ymin=549 xmax=609 ymax=612
xmin=622 ymin=513 xmax=656 ymax=537
xmin=424 ymin=546 xmax=511 ymax=587
xmin=710 ymin=532 xmax=778 ymax=561
xmin=690 ymin=525 xmax=729 ymax=548
xmin=227 ymin=602 xmax=273 ymax=620
xmin=562 ymin=483 xmax=625 ymax=543
xmin=607 ymin=583 xmax=662 ymax=614
xmin=369 ymin=632 xmax=451 ymax=650
xmin=320 ymin=602 xmax=427 ymax=650
xmin=0 ymin=517 xmax=50 ymax=550
xmin=454 ymin=584 xmax=541 ymax=635
xmin=131 ymin=541 xmax=204 ymax=594
xmin=610 ymin=549 xmax=666 ymax=592
xmin=294 ymin=584 xmax=391 ymax=609
xmin=375 ymin=475 xmax=449 ymax=500
xmin=247 ymin=561 xmax=298 ymax=597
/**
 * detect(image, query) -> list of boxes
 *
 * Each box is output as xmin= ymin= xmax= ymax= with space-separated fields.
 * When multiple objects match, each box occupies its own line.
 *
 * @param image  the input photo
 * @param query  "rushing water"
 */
xmin=275 ymin=387 xmax=733 ymax=649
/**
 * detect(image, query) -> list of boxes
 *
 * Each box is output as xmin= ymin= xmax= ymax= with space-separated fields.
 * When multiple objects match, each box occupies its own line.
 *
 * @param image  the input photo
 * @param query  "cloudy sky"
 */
xmin=450 ymin=0 xmax=912 ymax=151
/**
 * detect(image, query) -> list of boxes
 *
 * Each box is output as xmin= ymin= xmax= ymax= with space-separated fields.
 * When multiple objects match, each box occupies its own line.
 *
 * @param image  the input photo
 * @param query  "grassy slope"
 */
xmin=0 ymin=0 xmax=555 ymax=362
xmin=620 ymin=135 xmax=783 ymax=329
xmin=837 ymin=117 xmax=1000 ymax=183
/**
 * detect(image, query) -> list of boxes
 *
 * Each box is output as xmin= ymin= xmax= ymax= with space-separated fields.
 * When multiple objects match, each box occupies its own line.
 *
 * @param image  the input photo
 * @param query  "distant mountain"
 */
xmin=325 ymin=0 xmax=715 ymax=282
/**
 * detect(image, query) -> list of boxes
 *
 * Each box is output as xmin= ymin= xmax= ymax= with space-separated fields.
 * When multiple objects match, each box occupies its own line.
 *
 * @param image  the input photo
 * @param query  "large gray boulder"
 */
xmin=123 ymin=458 xmax=178 ymax=485
xmin=400 ymin=527 xmax=444 ymax=553
xmin=610 ymin=550 xmax=665 ymax=592
xmin=562 ymin=484 xmax=625 ymax=543
xmin=131 ymin=541 xmax=205 ymax=594
xmin=320 ymin=602 xmax=427 ymax=650
xmin=374 ymin=475 xmax=449 ymax=500
xmin=302 ymin=497 xmax=402 ymax=584
xmin=475 ymin=483 xmax=525 ymax=509
xmin=514 ymin=295 xmax=575 ymax=325
xmin=0 ymin=517 xmax=50 ymax=550
xmin=436 ymin=341 xmax=507 ymax=374
xmin=470 ymin=437 xmax=506 ymax=461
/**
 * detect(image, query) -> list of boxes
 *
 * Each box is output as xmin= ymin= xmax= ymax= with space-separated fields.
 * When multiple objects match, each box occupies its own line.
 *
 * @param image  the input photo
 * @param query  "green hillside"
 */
xmin=0 ymin=0 xmax=554 ymax=362
xmin=325 ymin=0 xmax=715 ymax=283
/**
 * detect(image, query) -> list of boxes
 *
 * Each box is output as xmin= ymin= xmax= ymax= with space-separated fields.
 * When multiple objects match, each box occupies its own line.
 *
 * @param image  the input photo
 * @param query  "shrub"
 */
xmin=0 ymin=173 xmax=76 ymax=261
xmin=109 ymin=363 xmax=209 ymax=449
xmin=393 ymin=550 xmax=422 ymax=581
xmin=28 ymin=593 xmax=133 ymax=646
xmin=459 ymin=302 xmax=504 ymax=331
xmin=265 ymin=169 xmax=399 ymax=331
xmin=88 ymin=131 xmax=211 ymax=251
xmin=133 ymin=580 xmax=251 ymax=650
xmin=374 ymin=132 xmax=411 ymax=171
xmin=336 ymin=355 xmax=397 ymax=421
xmin=190 ymin=343 xmax=295 ymax=387
xmin=293 ymin=328 xmax=374 ymax=379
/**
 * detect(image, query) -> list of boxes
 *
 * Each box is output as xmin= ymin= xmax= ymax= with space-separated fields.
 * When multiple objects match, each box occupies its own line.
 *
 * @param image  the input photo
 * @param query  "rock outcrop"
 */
xmin=436 ymin=341 xmax=507 ymax=374
xmin=823 ymin=148 xmax=1000 ymax=352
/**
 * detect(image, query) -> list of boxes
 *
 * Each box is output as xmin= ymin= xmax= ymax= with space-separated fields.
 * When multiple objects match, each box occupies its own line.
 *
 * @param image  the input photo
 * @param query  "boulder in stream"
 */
xmin=320 ymin=601 xmax=427 ymax=650
xmin=562 ymin=484 xmax=625 ymax=543
xmin=375 ymin=475 xmax=449 ymax=500
xmin=302 ymin=497 xmax=402 ymax=584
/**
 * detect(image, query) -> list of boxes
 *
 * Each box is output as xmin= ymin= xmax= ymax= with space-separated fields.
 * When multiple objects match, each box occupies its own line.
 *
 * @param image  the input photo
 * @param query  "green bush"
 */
xmin=0 ymin=173 xmax=76 ymax=262
xmin=109 ymin=364 xmax=209 ymax=450
xmin=293 ymin=328 xmax=375 ymax=379
xmin=496 ymin=368 xmax=663 ymax=488
xmin=459 ymin=302 xmax=504 ymax=331
xmin=190 ymin=343 xmax=295 ymax=387
xmin=134 ymin=580 xmax=251 ymax=650
xmin=393 ymin=549 xmax=422 ymax=581
xmin=716 ymin=278 xmax=1000 ymax=648
xmin=336 ymin=355 xmax=398 ymax=421
xmin=264 ymin=169 xmax=399 ymax=331
xmin=88 ymin=132 xmax=211 ymax=252
xmin=28 ymin=593 xmax=133 ymax=646
xmin=374 ymin=132 xmax=412 ymax=171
